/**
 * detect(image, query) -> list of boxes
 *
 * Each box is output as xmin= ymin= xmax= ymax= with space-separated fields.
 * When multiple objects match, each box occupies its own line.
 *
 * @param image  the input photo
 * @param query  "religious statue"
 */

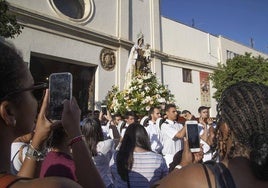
xmin=143 ymin=43 xmax=151 ymax=63
xmin=124 ymin=32 xmax=151 ymax=89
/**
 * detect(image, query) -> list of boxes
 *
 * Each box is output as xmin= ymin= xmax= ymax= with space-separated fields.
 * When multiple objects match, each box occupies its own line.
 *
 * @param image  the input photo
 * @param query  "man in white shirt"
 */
xmin=145 ymin=107 xmax=163 ymax=154
xmin=105 ymin=113 xmax=122 ymax=148
xmin=197 ymin=106 xmax=216 ymax=162
xmin=160 ymin=104 xmax=186 ymax=167
xmin=106 ymin=114 xmax=122 ymax=139
xmin=119 ymin=111 xmax=136 ymax=138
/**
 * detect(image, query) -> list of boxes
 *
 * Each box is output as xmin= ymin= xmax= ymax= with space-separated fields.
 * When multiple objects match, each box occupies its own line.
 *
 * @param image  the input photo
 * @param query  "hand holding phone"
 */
xmin=48 ymin=72 xmax=72 ymax=120
xmin=185 ymin=120 xmax=200 ymax=152
xmin=101 ymin=105 xmax=107 ymax=115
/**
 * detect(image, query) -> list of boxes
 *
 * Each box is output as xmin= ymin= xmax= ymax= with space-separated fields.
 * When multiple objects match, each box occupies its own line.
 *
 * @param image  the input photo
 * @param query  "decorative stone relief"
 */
xmin=100 ymin=48 xmax=116 ymax=71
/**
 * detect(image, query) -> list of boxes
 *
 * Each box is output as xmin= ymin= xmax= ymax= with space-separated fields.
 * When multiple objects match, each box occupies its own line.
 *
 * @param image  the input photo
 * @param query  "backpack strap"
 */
xmin=159 ymin=119 xmax=167 ymax=130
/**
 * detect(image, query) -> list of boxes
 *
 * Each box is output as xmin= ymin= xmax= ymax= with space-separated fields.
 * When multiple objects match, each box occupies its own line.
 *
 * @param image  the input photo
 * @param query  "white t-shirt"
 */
xmin=145 ymin=120 xmax=163 ymax=154
xmin=10 ymin=142 xmax=28 ymax=174
xmin=160 ymin=119 xmax=183 ymax=156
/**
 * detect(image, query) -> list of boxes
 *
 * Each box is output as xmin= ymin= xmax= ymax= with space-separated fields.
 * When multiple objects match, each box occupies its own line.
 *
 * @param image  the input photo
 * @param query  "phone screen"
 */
xmin=48 ymin=72 xmax=72 ymax=120
xmin=101 ymin=105 xmax=107 ymax=115
xmin=186 ymin=123 xmax=200 ymax=151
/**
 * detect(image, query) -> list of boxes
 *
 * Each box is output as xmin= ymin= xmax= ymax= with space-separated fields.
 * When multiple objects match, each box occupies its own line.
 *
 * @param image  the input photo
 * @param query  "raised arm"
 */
xmin=62 ymin=98 xmax=105 ymax=188
xmin=174 ymin=126 xmax=186 ymax=139
xmin=18 ymin=89 xmax=52 ymax=178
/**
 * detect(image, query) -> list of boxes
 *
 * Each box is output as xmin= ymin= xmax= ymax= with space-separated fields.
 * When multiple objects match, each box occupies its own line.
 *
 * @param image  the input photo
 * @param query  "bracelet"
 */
xmin=68 ymin=135 xmax=84 ymax=146
xmin=25 ymin=143 xmax=44 ymax=161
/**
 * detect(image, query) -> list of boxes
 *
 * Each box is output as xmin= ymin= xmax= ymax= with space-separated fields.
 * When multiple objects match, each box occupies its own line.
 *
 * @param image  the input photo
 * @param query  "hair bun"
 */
xmin=250 ymin=132 xmax=268 ymax=180
xmin=250 ymin=133 xmax=268 ymax=150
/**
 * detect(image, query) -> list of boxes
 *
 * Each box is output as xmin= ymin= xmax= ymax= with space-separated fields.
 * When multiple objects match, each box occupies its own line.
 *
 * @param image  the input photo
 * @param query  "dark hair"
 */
xmin=198 ymin=106 xmax=210 ymax=113
xmin=112 ymin=113 xmax=122 ymax=120
xmin=116 ymin=123 xmax=151 ymax=181
xmin=124 ymin=111 xmax=136 ymax=120
xmin=46 ymin=124 xmax=68 ymax=148
xmin=148 ymin=106 xmax=159 ymax=116
xmin=218 ymin=81 xmax=268 ymax=180
xmin=81 ymin=117 xmax=104 ymax=156
xmin=165 ymin=103 xmax=176 ymax=112
xmin=181 ymin=110 xmax=191 ymax=115
xmin=0 ymin=42 xmax=27 ymax=103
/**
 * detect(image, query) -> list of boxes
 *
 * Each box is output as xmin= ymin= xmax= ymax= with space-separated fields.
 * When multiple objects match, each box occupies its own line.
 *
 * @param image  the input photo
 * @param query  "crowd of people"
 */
xmin=1 ymin=41 xmax=267 ymax=188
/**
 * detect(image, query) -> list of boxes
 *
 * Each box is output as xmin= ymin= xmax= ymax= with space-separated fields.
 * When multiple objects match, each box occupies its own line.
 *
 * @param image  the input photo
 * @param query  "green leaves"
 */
xmin=0 ymin=0 xmax=23 ymax=38
xmin=210 ymin=53 xmax=268 ymax=101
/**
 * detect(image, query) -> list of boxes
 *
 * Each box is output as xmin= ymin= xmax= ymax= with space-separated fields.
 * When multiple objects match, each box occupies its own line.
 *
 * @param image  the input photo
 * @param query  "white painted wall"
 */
xmin=161 ymin=17 xmax=220 ymax=66
xmin=7 ymin=0 xmax=57 ymax=17
xmin=220 ymin=36 xmax=268 ymax=63
xmin=88 ymin=0 xmax=117 ymax=36
xmin=162 ymin=64 xmax=217 ymax=117
xmin=7 ymin=28 xmax=101 ymax=64
xmin=8 ymin=0 xmax=118 ymax=37
xmin=131 ymin=0 xmax=152 ymax=44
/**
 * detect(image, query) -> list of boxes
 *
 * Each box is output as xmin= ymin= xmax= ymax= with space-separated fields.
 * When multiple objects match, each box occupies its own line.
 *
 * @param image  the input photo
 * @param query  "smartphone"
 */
xmin=48 ymin=72 xmax=72 ymax=120
xmin=185 ymin=120 xmax=200 ymax=152
xmin=101 ymin=105 xmax=107 ymax=115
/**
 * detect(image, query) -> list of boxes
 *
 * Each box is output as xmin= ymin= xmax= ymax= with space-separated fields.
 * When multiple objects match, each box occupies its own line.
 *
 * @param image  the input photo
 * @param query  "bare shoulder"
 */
xmin=10 ymin=177 xmax=82 ymax=188
xmin=228 ymin=158 xmax=268 ymax=187
xmin=155 ymin=163 xmax=215 ymax=188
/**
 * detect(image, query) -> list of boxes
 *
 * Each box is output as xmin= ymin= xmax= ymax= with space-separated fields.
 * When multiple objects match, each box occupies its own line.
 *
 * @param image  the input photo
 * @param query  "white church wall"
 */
xmin=161 ymin=17 xmax=220 ymax=66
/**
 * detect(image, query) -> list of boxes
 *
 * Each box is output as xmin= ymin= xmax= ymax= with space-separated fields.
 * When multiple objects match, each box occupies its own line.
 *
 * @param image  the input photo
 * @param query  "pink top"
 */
xmin=40 ymin=151 xmax=77 ymax=181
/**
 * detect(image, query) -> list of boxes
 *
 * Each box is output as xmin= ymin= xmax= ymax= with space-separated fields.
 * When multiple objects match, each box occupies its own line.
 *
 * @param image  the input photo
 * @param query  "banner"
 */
xmin=200 ymin=72 xmax=211 ymax=107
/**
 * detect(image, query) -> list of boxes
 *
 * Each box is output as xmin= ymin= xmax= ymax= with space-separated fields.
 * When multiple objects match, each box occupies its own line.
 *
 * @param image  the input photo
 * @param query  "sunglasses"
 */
xmin=0 ymin=82 xmax=48 ymax=102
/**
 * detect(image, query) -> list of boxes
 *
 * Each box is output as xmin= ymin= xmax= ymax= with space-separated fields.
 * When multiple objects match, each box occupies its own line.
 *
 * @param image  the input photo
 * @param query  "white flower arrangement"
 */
xmin=106 ymin=72 xmax=175 ymax=117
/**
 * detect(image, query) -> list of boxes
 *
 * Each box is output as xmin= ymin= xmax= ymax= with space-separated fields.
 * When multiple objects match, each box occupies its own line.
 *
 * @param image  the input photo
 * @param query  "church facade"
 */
xmin=6 ymin=0 xmax=268 ymax=117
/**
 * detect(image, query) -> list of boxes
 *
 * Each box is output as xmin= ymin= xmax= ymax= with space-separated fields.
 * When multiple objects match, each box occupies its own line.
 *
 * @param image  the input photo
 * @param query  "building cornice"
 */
xmin=152 ymin=50 xmax=218 ymax=70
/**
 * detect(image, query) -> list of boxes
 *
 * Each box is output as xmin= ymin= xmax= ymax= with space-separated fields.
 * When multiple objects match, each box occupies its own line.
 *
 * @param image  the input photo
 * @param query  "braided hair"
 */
xmin=217 ymin=81 xmax=268 ymax=180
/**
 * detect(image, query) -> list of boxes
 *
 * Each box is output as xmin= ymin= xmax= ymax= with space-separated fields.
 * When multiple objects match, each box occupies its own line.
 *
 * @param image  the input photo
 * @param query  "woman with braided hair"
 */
xmin=155 ymin=82 xmax=268 ymax=188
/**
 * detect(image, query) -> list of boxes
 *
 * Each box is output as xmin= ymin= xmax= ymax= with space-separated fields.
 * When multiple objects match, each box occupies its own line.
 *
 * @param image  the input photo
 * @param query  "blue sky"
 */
xmin=160 ymin=0 xmax=268 ymax=54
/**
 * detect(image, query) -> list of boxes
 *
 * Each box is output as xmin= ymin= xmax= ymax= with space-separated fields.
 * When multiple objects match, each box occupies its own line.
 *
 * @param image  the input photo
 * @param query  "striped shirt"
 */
xmin=110 ymin=151 xmax=168 ymax=188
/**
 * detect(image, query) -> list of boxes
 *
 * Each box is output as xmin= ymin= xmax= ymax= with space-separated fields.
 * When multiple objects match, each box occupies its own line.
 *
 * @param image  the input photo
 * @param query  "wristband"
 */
xmin=68 ymin=135 xmax=84 ymax=146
